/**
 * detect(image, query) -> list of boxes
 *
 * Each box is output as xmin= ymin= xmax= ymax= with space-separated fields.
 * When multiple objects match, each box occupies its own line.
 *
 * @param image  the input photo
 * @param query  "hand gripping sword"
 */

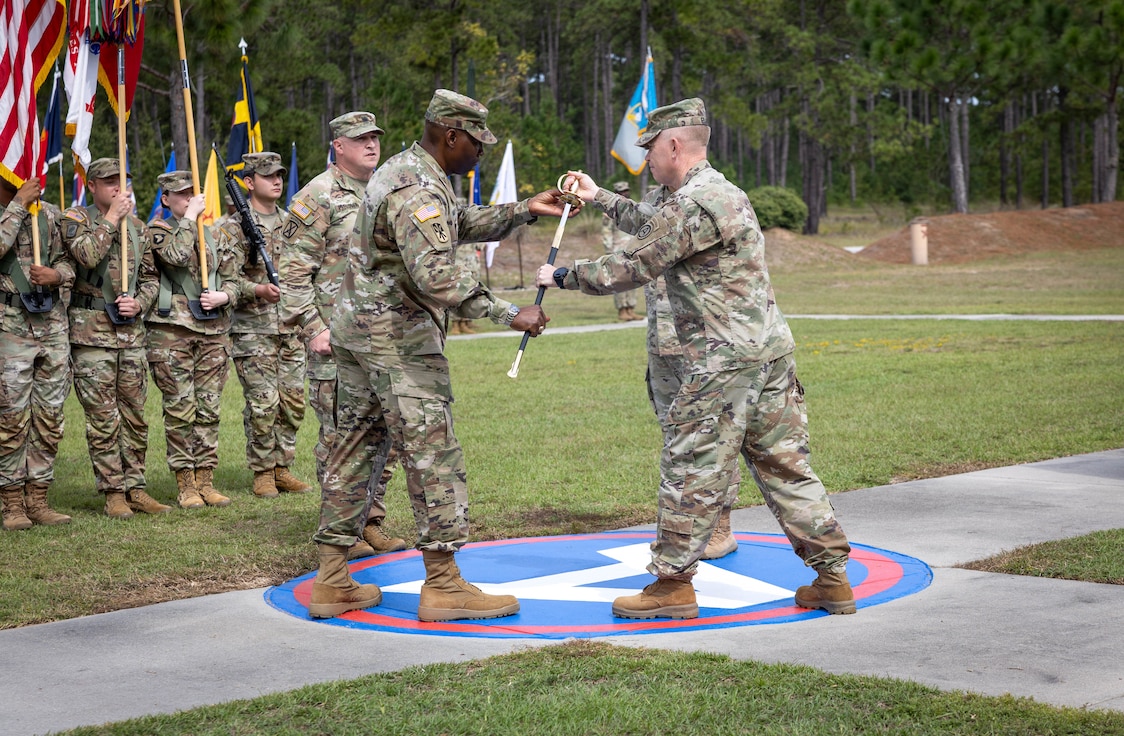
xmin=507 ymin=173 xmax=582 ymax=379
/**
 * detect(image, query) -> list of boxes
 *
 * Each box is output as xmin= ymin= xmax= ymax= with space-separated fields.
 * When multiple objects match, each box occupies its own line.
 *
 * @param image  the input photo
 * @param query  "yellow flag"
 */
xmin=201 ymin=148 xmax=222 ymax=226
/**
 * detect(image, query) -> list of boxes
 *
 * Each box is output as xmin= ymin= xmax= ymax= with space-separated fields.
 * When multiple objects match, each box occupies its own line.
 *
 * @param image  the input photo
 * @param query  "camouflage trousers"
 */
xmin=71 ymin=345 xmax=148 ymax=495
xmin=314 ymin=348 xmax=464 ymax=550
xmin=147 ymin=325 xmax=229 ymax=472
xmin=231 ymin=331 xmax=306 ymax=473
xmin=647 ymin=350 xmax=740 ymax=510
xmin=310 ymin=371 xmax=394 ymax=523
xmin=0 ymin=331 xmax=70 ymax=489
xmin=651 ymin=353 xmax=850 ymax=580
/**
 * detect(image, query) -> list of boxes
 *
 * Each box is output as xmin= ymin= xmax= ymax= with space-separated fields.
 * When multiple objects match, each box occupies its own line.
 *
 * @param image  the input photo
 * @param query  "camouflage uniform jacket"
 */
xmin=217 ymin=206 xmax=292 ymax=335
xmin=331 ymin=142 xmax=535 ymax=357
xmin=278 ymin=165 xmax=366 ymax=344
xmin=62 ymin=205 xmax=157 ymax=349
xmin=0 ymin=200 xmax=75 ymax=339
xmin=146 ymin=215 xmax=238 ymax=335
xmin=564 ymin=161 xmax=794 ymax=373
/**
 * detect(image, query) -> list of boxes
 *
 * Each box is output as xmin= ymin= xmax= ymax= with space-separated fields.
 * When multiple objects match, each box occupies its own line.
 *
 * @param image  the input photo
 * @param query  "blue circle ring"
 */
xmin=265 ymin=531 xmax=932 ymax=639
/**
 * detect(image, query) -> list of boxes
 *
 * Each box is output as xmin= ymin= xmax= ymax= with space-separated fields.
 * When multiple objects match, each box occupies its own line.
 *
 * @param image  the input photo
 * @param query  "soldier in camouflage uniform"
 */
xmin=147 ymin=171 xmax=239 ymax=510
xmin=278 ymin=111 xmax=405 ymax=557
xmin=62 ymin=158 xmax=166 ymax=518
xmin=645 ymin=273 xmax=740 ymax=560
xmin=305 ymin=89 xmax=569 ymax=621
xmin=602 ymin=181 xmax=641 ymax=321
xmin=216 ymin=152 xmax=312 ymax=499
xmin=0 ymin=178 xmax=75 ymax=529
xmin=538 ymin=98 xmax=855 ymax=620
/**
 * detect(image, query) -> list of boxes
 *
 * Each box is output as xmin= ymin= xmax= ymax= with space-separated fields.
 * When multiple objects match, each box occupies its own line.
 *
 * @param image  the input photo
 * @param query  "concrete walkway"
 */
xmin=1 ymin=449 xmax=1122 ymax=735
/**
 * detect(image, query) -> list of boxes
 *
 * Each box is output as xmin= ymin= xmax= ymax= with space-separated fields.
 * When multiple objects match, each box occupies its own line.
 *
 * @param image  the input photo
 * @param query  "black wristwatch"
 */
xmin=553 ymin=267 xmax=569 ymax=289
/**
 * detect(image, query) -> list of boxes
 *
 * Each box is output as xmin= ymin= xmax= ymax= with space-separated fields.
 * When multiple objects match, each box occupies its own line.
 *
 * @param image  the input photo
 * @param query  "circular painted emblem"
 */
xmin=265 ymin=531 xmax=931 ymax=639
xmin=636 ymin=222 xmax=653 ymax=240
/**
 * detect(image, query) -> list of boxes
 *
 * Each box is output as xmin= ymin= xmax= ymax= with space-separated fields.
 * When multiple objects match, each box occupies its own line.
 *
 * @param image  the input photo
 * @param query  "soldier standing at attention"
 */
xmin=217 ymin=152 xmax=312 ymax=499
xmin=537 ymin=99 xmax=855 ymax=620
xmin=305 ymin=89 xmax=572 ymax=621
xmin=61 ymin=158 xmax=165 ymax=518
xmin=147 ymin=171 xmax=239 ymax=510
xmin=278 ymin=111 xmax=405 ymax=557
xmin=0 ymin=178 xmax=75 ymax=529
xmin=602 ymin=181 xmax=642 ymax=322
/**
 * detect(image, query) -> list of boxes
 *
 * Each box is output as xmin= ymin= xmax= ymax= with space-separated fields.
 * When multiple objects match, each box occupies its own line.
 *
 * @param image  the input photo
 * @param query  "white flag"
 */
xmin=64 ymin=29 xmax=99 ymax=177
xmin=485 ymin=139 xmax=518 ymax=267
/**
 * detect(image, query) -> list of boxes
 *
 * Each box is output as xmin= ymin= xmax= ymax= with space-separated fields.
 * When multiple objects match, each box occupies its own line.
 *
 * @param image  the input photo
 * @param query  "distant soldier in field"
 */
xmin=0 ymin=178 xmax=75 ymax=529
xmin=278 ymin=111 xmax=406 ymax=557
xmin=61 ymin=158 xmax=165 ymax=519
xmin=217 ymin=152 xmax=312 ymax=498
xmin=147 ymin=171 xmax=239 ymax=510
xmin=602 ymin=181 xmax=642 ymax=322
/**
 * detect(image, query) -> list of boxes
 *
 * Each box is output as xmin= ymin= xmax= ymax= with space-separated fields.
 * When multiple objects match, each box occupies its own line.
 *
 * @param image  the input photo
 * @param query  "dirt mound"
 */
xmin=762 ymin=228 xmax=860 ymax=269
xmin=859 ymin=201 xmax=1124 ymax=264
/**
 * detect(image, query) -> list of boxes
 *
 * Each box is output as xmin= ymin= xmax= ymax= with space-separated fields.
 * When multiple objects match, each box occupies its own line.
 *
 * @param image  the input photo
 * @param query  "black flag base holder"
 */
xmin=20 ymin=288 xmax=53 ymax=314
xmin=103 ymin=302 xmax=135 ymax=325
xmin=187 ymin=299 xmax=220 ymax=321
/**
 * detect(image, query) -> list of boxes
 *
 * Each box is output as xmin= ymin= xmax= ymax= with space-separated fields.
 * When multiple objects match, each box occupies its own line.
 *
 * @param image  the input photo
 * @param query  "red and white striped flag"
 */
xmin=0 ymin=0 xmax=66 ymax=187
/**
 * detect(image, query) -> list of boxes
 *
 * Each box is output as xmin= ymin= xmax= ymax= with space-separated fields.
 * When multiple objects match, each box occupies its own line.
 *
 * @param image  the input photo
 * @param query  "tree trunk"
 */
xmin=999 ymin=102 xmax=1010 ymax=207
xmin=960 ymin=95 xmax=970 ymax=194
xmin=946 ymin=96 xmax=968 ymax=213
xmin=779 ymin=115 xmax=789 ymax=188
xmin=801 ymin=130 xmax=824 ymax=235
xmin=1096 ymin=104 xmax=1118 ymax=202
xmin=849 ymin=93 xmax=857 ymax=203
xmin=170 ymin=65 xmax=188 ymax=168
xmin=1059 ymin=87 xmax=1074 ymax=207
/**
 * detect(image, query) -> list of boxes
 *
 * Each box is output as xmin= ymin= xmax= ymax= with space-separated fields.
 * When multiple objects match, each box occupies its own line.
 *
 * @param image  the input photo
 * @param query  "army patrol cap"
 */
xmin=157 ymin=170 xmax=194 ymax=193
xmin=241 ymin=152 xmax=287 ymax=177
xmin=87 ymin=158 xmax=131 ymax=181
xmin=612 ymin=181 xmax=631 ymax=193
xmin=330 ymin=111 xmax=385 ymax=140
xmin=425 ymin=89 xmax=497 ymax=145
xmin=636 ymin=97 xmax=708 ymax=147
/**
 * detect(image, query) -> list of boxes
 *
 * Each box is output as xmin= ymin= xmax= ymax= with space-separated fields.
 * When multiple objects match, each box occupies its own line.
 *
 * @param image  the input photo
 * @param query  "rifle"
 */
xmin=216 ymin=145 xmax=280 ymax=287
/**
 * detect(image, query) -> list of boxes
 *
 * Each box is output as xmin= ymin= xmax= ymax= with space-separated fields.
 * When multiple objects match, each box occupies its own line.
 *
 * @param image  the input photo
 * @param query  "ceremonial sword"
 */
xmin=507 ymin=173 xmax=582 ymax=378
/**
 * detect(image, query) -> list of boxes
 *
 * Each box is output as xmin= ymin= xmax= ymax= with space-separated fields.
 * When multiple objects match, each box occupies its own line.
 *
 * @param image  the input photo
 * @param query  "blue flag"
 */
xmin=43 ymin=66 xmax=63 ymax=166
xmin=469 ymin=163 xmax=482 ymax=205
xmin=286 ymin=142 xmax=299 ymax=206
xmin=148 ymin=148 xmax=176 ymax=222
xmin=610 ymin=48 xmax=658 ymax=175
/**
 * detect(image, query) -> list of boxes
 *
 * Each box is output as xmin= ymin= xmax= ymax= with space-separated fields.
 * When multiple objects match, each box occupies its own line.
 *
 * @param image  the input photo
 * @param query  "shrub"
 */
xmin=746 ymin=186 xmax=808 ymax=231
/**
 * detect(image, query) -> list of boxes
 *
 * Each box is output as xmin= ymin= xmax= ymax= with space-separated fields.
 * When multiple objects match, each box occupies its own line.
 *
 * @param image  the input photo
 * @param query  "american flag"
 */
xmin=0 ymin=0 xmax=66 ymax=186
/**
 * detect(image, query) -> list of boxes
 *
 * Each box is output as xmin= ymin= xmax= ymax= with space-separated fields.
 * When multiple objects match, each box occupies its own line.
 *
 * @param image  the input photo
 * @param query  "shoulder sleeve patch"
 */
xmin=290 ymin=198 xmax=315 ymax=223
xmin=63 ymin=209 xmax=85 ymax=222
xmin=412 ymin=203 xmax=442 ymax=223
xmin=635 ymin=215 xmax=670 ymax=246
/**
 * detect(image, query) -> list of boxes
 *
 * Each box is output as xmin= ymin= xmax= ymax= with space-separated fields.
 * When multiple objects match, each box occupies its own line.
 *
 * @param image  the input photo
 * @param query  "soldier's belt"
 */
xmin=0 ymin=287 xmax=60 ymax=308
xmin=71 ymin=293 xmax=108 ymax=311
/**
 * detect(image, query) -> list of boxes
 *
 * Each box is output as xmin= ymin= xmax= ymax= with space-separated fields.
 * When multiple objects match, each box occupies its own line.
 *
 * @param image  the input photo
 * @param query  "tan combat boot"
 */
xmin=458 ymin=319 xmax=476 ymax=335
xmin=176 ymin=468 xmax=204 ymax=509
xmin=308 ymin=543 xmax=382 ymax=618
xmin=273 ymin=467 xmax=312 ymax=493
xmin=347 ymin=540 xmax=376 ymax=560
xmin=618 ymin=307 xmax=631 ymax=322
xmin=127 ymin=489 xmax=172 ymax=515
xmin=795 ymin=568 xmax=856 ymax=615
xmin=23 ymin=484 xmax=72 ymax=525
xmin=362 ymin=519 xmax=408 ymax=554
xmin=417 ymin=550 xmax=519 ymax=622
xmin=104 ymin=491 xmax=134 ymax=519
xmin=0 ymin=486 xmax=33 ymax=530
xmin=253 ymin=470 xmax=279 ymax=498
xmin=612 ymin=578 xmax=698 ymax=619
xmin=702 ymin=508 xmax=737 ymax=560
xmin=194 ymin=468 xmax=232 ymax=507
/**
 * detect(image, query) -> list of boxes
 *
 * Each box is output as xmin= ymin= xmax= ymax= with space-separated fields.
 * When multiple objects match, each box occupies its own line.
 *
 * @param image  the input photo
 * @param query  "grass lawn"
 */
xmin=3 ymin=242 xmax=1122 ymax=734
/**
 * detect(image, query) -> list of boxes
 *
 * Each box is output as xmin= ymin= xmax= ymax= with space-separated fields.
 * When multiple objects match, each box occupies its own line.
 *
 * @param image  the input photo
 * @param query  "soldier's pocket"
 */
xmin=664 ymin=383 xmax=725 ymax=468
xmin=146 ymin=348 xmax=176 ymax=395
xmin=390 ymin=366 xmax=455 ymax=450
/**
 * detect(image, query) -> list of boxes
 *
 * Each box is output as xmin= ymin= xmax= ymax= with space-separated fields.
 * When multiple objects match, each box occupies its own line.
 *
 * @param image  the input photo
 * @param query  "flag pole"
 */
xmin=171 ymin=0 xmax=207 ymax=290
xmin=117 ymin=46 xmax=129 ymax=294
